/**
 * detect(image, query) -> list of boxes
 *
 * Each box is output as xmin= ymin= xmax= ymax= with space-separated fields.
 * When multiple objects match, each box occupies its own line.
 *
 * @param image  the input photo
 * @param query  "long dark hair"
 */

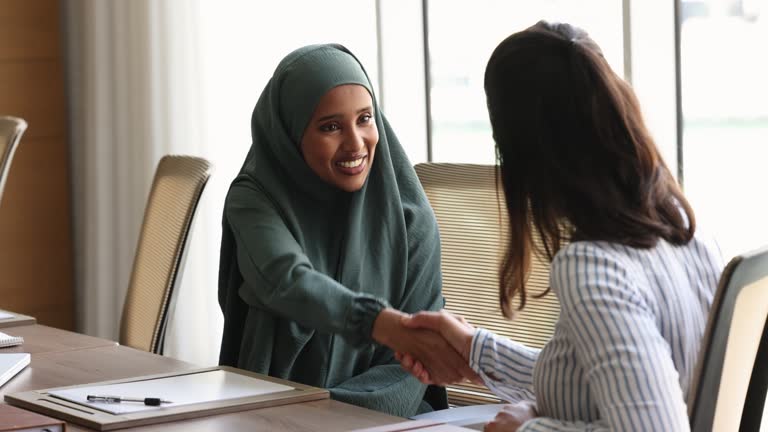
xmin=485 ymin=21 xmax=695 ymax=318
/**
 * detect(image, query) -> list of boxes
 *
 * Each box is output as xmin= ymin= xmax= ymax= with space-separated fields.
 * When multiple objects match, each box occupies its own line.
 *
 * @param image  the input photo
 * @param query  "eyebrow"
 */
xmin=316 ymin=106 xmax=373 ymax=123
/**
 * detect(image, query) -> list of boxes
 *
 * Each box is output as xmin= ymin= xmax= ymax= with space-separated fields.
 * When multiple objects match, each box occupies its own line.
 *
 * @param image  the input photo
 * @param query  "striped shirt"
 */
xmin=469 ymin=234 xmax=724 ymax=431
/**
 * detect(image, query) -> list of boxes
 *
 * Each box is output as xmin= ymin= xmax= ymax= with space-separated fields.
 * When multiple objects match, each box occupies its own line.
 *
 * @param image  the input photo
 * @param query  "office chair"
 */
xmin=119 ymin=155 xmax=212 ymax=354
xmin=689 ymin=246 xmax=768 ymax=431
xmin=0 ymin=116 xmax=28 ymax=207
xmin=414 ymin=163 xmax=560 ymax=406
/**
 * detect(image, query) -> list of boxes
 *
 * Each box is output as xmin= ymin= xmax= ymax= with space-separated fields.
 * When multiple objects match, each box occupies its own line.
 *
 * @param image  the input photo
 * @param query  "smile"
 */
xmin=335 ymin=155 xmax=367 ymax=175
xmin=337 ymin=157 xmax=365 ymax=168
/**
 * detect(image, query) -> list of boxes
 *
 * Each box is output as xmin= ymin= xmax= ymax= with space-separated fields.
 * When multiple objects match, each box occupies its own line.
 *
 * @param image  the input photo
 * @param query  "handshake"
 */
xmin=372 ymin=309 xmax=483 ymax=386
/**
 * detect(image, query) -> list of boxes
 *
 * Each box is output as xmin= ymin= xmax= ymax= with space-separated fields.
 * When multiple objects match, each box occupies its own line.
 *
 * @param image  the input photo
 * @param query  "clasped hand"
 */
xmin=373 ymin=308 xmax=481 ymax=385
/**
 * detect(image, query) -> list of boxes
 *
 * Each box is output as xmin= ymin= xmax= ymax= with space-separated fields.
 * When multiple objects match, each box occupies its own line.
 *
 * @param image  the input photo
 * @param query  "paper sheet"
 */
xmin=412 ymin=403 xmax=506 ymax=430
xmin=0 ymin=310 xmax=14 ymax=320
xmin=49 ymin=370 xmax=294 ymax=414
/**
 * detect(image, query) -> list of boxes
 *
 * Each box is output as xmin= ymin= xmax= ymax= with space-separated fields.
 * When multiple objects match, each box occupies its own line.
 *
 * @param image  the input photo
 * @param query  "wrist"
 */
xmin=459 ymin=328 xmax=474 ymax=360
xmin=371 ymin=308 xmax=404 ymax=346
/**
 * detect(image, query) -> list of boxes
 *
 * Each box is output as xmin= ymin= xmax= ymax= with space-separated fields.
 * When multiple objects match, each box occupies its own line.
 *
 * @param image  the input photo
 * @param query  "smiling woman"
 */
xmin=300 ymin=84 xmax=379 ymax=192
xmin=216 ymin=43 xmax=474 ymax=417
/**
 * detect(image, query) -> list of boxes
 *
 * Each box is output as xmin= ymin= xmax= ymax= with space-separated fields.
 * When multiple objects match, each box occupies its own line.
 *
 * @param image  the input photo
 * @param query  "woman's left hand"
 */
xmin=483 ymin=401 xmax=538 ymax=432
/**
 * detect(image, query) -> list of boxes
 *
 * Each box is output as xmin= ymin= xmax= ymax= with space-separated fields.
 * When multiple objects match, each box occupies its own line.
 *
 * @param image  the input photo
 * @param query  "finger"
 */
xmin=401 ymin=354 xmax=414 ymax=369
xmin=412 ymin=361 xmax=423 ymax=377
xmin=418 ymin=369 xmax=432 ymax=384
xmin=394 ymin=352 xmax=402 ymax=361
xmin=402 ymin=353 xmax=417 ymax=367
xmin=400 ymin=311 xmax=445 ymax=330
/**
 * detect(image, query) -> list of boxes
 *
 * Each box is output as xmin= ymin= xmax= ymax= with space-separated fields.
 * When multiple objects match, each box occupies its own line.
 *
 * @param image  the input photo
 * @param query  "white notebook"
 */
xmin=0 ymin=330 xmax=24 ymax=348
xmin=49 ymin=369 xmax=295 ymax=415
xmin=0 ymin=352 xmax=30 ymax=387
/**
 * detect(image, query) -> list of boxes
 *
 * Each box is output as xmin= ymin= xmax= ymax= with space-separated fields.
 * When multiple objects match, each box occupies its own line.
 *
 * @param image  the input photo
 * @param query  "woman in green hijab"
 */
xmin=218 ymin=44 xmax=469 ymax=416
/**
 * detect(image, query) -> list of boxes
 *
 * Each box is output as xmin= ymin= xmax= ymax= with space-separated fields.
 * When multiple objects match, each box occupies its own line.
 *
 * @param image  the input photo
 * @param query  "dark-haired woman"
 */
xmin=397 ymin=21 xmax=724 ymax=431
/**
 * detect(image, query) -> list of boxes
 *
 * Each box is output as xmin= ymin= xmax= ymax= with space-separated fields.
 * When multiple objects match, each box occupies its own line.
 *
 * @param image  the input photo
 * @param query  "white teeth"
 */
xmin=337 ymin=157 xmax=364 ymax=168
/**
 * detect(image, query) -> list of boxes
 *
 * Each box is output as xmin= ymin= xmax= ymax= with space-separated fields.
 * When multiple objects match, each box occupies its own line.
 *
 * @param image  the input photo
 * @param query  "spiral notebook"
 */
xmin=0 ymin=353 xmax=30 ymax=387
xmin=0 ymin=330 xmax=24 ymax=348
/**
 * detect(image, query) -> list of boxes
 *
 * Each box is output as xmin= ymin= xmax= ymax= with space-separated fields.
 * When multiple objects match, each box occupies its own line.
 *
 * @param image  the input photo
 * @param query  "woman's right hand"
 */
xmin=402 ymin=310 xmax=476 ymax=360
xmin=394 ymin=310 xmax=479 ymax=384
xmin=372 ymin=308 xmax=479 ymax=385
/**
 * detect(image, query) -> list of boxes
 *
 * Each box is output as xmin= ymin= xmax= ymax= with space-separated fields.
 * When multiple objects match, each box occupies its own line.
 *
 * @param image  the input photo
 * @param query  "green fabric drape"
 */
xmin=218 ymin=44 xmax=444 ymax=416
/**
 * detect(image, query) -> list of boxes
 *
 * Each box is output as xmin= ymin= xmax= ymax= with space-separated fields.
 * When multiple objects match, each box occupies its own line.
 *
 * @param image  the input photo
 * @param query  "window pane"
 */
xmin=427 ymin=0 xmax=624 ymax=163
xmin=680 ymin=0 xmax=768 ymax=258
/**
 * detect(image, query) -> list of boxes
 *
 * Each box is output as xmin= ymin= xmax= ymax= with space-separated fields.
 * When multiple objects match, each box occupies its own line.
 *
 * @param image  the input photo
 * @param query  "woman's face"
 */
xmin=300 ymin=84 xmax=378 ymax=192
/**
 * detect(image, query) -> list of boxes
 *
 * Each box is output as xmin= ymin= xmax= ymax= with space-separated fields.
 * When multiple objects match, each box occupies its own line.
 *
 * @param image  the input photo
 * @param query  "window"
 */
xmin=679 ymin=0 xmax=768 ymax=258
xmin=426 ymin=0 xmax=625 ymax=163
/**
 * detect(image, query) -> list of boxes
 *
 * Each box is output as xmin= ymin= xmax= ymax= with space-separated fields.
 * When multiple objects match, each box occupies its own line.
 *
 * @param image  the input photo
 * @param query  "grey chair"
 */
xmin=414 ymin=163 xmax=561 ymax=406
xmin=0 ymin=116 xmax=28 ymax=207
xmin=119 ymin=155 xmax=212 ymax=354
xmin=689 ymin=246 xmax=768 ymax=431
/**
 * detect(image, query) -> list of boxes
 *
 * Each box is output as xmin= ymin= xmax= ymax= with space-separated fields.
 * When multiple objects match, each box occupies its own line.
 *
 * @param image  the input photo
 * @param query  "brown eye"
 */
xmin=320 ymin=123 xmax=340 ymax=132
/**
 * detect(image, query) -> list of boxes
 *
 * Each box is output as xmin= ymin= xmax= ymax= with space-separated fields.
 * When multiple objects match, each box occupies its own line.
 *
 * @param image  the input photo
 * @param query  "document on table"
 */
xmin=49 ymin=369 xmax=295 ymax=415
xmin=0 ymin=310 xmax=14 ymax=320
xmin=412 ymin=403 xmax=507 ymax=430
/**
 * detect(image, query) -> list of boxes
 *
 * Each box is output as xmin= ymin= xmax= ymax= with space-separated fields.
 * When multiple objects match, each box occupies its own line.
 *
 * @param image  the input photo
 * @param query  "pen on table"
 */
xmin=86 ymin=395 xmax=173 ymax=406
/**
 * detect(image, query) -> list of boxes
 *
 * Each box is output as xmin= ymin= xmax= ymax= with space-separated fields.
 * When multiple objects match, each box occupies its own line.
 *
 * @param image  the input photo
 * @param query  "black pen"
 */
xmin=86 ymin=395 xmax=173 ymax=406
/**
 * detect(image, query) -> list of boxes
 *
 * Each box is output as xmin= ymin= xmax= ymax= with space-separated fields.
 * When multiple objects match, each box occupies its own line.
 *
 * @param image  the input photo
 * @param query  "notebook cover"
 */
xmin=0 ymin=353 xmax=30 ymax=387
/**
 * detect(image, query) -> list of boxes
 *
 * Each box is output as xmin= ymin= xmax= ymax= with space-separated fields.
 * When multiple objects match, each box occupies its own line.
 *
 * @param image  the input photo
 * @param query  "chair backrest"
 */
xmin=119 ymin=155 xmax=212 ymax=354
xmin=689 ymin=246 xmax=768 ymax=431
xmin=0 ymin=116 xmax=28 ymax=207
xmin=414 ymin=163 xmax=560 ymax=405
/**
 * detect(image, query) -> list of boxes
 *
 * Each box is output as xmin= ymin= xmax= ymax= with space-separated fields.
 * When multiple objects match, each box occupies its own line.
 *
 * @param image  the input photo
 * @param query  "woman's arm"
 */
xmin=470 ymin=328 xmax=540 ymax=404
xmin=226 ymin=182 xmax=386 ymax=346
xmin=227 ymin=181 xmax=474 ymax=385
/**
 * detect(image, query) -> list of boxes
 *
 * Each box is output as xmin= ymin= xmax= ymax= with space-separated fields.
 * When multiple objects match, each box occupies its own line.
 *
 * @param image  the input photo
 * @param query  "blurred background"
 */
xmin=0 ymin=0 xmax=765 ymax=367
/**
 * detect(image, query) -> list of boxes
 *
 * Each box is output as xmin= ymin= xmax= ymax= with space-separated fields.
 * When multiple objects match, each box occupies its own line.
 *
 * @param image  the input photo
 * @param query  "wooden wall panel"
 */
xmin=0 ymin=61 xmax=67 ymax=139
xmin=0 ymin=0 xmax=74 ymax=330
xmin=0 ymin=0 xmax=61 ymax=60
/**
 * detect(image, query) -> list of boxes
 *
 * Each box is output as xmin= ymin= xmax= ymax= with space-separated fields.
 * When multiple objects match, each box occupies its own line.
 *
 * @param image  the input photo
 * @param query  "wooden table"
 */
xmin=1 ymin=324 xmax=116 ymax=354
xmin=2 ymin=325 xmax=406 ymax=431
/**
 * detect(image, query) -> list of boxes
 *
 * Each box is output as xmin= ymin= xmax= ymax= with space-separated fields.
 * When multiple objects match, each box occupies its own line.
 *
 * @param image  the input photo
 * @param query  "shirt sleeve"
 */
xmin=226 ymin=182 xmax=387 ymax=347
xmin=469 ymin=328 xmax=540 ymax=403
xmin=518 ymin=243 xmax=690 ymax=431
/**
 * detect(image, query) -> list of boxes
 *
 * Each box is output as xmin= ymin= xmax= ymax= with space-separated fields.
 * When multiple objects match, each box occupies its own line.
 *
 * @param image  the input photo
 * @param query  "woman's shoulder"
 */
xmin=549 ymin=241 xmax=643 ymax=302
xmin=551 ymin=240 xmax=634 ymax=269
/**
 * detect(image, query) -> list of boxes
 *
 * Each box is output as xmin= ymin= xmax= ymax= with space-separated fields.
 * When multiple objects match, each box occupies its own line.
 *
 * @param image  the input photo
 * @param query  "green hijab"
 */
xmin=218 ymin=44 xmax=443 ymax=416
